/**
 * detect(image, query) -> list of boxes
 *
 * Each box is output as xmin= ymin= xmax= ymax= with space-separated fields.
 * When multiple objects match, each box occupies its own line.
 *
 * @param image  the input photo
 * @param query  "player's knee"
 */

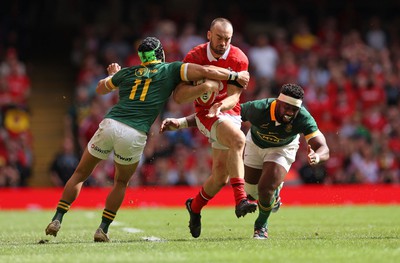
xmin=258 ymin=184 xmax=275 ymax=198
xmin=114 ymin=176 xmax=130 ymax=187
xmin=229 ymin=132 xmax=245 ymax=151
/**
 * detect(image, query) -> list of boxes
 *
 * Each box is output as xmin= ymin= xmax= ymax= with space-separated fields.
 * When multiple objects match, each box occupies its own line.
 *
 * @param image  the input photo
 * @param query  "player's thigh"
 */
xmin=215 ymin=117 xmax=244 ymax=149
xmin=113 ymin=121 xmax=147 ymax=165
xmin=243 ymin=137 xmax=264 ymax=183
xmin=259 ymin=161 xmax=287 ymax=190
xmin=244 ymin=165 xmax=262 ymax=184
xmin=114 ymin=161 xmax=139 ymax=185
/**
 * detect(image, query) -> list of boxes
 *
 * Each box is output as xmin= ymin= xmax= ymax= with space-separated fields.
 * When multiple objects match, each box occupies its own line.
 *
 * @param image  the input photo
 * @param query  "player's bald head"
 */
xmin=210 ymin=18 xmax=233 ymax=33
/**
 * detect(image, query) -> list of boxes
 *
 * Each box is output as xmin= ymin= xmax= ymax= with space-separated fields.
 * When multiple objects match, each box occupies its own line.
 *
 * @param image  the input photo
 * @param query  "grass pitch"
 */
xmin=0 ymin=206 xmax=399 ymax=263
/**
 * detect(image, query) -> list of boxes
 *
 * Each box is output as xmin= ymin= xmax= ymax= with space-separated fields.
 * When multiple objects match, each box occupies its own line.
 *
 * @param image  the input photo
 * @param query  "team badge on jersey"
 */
xmin=135 ymin=67 xmax=149 ymax=77
xmin=285 ymin=124 xmax=292 ymax=133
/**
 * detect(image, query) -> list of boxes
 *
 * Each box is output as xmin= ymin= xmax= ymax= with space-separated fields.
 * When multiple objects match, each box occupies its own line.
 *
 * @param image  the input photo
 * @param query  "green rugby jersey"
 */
xmin=241 ymin=98 xmax=321 ymax=148
xmin=105 ymin=61 xmax=185 ymax=133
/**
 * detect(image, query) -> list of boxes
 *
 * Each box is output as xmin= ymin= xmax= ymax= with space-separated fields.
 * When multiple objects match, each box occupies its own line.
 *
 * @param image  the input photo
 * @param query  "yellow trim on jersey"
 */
xmin=270 ymin=100 xmax=277 ymax=121
xmin=180 ymin=63 xmax=189 ymax=81
xmin=141 ymin=60 xmax=161 ymax=66
xmin=106 ymin=78 xmax=117 ymax=91
xmin=305 ymin=129 xmax=323 ymax=142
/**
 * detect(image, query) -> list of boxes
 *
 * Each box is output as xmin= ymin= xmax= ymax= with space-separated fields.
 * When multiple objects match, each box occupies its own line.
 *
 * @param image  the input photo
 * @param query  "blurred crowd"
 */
xmin=2 ymin=1 xmax=400 ymax=187
xmin=0 ymin=47 xmax=32 ymax=187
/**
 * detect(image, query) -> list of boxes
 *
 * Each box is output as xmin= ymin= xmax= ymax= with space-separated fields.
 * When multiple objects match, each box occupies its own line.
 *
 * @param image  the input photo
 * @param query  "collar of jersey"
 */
xmin=270 ymin=100 xmax=281 ymax=126
xmin=206 ymin=42 xmax=230 ymax=62
xmin=141 ymin=60 xmax=162 ymax=66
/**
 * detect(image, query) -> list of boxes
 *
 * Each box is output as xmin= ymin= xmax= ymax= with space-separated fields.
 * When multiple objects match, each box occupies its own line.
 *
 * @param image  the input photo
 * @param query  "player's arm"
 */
xmin=206 ymin=84 xmax=242 ymax=118
xmin=221 ymin=84 xmax=242 ymax=111
xmin=183 ymin=63 xmax=249 ymax=87
xmin=307 ymin=133 xmax=330 ymax=166
xmin=96 ymin=63 xmax=121 ymax=95
xmin=173 ymin=79 xmax=220 ymax=104
xmin=201 ymin=65 xmax=249 ymax=88
xmin=159 ymin=113 xmax=197 ymax=132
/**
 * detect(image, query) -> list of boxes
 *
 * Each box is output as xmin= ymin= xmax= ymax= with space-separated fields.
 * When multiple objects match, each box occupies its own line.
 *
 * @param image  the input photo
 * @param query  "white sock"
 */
xmin=244 ymin=182 xmax=258 ymax=200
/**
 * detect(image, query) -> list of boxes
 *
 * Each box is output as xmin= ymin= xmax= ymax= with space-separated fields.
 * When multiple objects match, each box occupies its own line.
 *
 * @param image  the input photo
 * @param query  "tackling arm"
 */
xmin=159 ymin=114 xmax=197 ymax=133
xmin=173 ymin=79 xmax=220 ymax=104
xmin=185 ymin=63 xmax=249 ymax=87
xmin=96 ymin=63 xmax=121 ymax=95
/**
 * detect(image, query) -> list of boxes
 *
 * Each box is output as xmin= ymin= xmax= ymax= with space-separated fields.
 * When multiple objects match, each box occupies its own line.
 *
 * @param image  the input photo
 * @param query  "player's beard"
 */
xmin=210 ymin=41 xmax=227 ymax=56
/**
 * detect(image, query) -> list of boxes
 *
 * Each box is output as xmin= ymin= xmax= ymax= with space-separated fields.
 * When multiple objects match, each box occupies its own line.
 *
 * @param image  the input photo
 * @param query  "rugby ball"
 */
xmin=194 ymin=79 xmax=221 ymax=107
xmin=195 ymin=90 xmax=217 ymax=106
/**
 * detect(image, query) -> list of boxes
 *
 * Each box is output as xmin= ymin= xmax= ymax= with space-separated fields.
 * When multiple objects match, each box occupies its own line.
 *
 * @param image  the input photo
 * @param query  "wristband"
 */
xmin=314 ymin=153 xmax=320 ymax=164
xmin=228 ymin=71 xmax=238 ymax=81
xmin=177 ymin=117 xmax=188 ymax=129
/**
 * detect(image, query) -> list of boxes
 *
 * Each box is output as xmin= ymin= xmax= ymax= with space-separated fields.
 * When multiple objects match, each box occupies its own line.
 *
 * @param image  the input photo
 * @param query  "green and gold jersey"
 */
xmin=241 ymin=98 xmax=321 ymax=148
xmin=105 ymin=61 xmax=185 ymax=133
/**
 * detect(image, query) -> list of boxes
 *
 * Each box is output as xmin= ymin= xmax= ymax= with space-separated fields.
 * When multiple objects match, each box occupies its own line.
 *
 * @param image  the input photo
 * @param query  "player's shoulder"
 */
xmin=184 ymin=43 xmax=207 ymax=61
xmin=151 ymin=61 xmax=182 ymax=72
xmin=192 ymin=42 xmax=207 ymax=51
xmin=299 ymin=105 xmax=312 ymax=116
xmin=296 ymin=106 xmax=316 ymax=123
xmin=163 ymin=61 xmax=184 ymax=67
xmin=228 ymin=45 xmax=249 ymax=67
xmin=229 ymin=45 xmax=248 ymax=60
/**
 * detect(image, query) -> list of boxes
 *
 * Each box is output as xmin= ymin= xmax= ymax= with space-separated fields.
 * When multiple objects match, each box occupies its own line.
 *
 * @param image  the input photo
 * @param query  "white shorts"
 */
xmin=243 ymin=132 xmax=300 ymax=172
xmin=87 ymin=118 xmax=147 ymax=165
xmin=195 ymin=114 xmax=241 ymax=150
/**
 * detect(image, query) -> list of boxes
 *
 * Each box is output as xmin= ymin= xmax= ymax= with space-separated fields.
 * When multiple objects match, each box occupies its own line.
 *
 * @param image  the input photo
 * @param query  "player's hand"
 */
xmin=203 ymin=79 xmax=222 ymax=93
xmin=237 ymin=71 xmax=250 ymax=89
xmin=160 ymin=118 xmax=180 ymax=132
xmin=206 ymin=102 xmax=222 ymax=118
xmin=107 ymin=63 xmax=121 ymax=75
xmin=307 ymin=145 xmax=320 ymax=166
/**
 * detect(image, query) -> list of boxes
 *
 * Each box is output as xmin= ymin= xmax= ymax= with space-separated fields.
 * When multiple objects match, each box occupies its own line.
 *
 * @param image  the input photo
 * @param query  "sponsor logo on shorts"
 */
xmin=115 ymin=152 xmax=132 ymax=162
xmin=91 ymin=144 xmax=111 ymax=154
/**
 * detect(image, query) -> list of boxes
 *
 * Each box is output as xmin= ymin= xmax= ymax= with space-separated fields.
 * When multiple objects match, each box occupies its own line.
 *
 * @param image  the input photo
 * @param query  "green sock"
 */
xmin=52 ymin=200 xmax=71 ymax=223
xmin=99 ymin=209 xmax=116 ymax=233
xmin=254 ymin=197 xmax=275 ymax=229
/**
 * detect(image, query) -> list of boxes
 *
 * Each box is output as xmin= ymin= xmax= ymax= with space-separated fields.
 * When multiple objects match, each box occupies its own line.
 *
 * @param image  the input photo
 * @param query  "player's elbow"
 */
xmin=95 ymin=84 xmax=103 ymax=94
xmin=96 ymin=81 xmax=110 ymax=95
xmin=324 ymin=147 xmax=330 ymax=161
xmin=172 ymin=91 xmax=185 ymax=104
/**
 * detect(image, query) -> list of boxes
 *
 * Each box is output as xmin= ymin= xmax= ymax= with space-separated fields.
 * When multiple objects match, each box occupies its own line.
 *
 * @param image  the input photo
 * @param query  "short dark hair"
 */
xmin=137 ymin=37 xmax=165 ymax=62
xmin=281 ymin=83 xmax=304 ymax=100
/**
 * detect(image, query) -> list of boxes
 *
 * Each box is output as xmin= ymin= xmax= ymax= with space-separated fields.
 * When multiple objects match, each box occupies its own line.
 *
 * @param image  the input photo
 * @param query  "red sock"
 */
xmin=191 ymin=187 xmax=212 ymax=213
xmin=230 ymin=178 xmax=247 ymax=206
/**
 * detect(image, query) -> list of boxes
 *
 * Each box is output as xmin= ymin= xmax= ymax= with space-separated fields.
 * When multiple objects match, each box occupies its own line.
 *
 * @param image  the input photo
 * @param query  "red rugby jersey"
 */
xmin=183 ymin=42 xmax=249 ymax=115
